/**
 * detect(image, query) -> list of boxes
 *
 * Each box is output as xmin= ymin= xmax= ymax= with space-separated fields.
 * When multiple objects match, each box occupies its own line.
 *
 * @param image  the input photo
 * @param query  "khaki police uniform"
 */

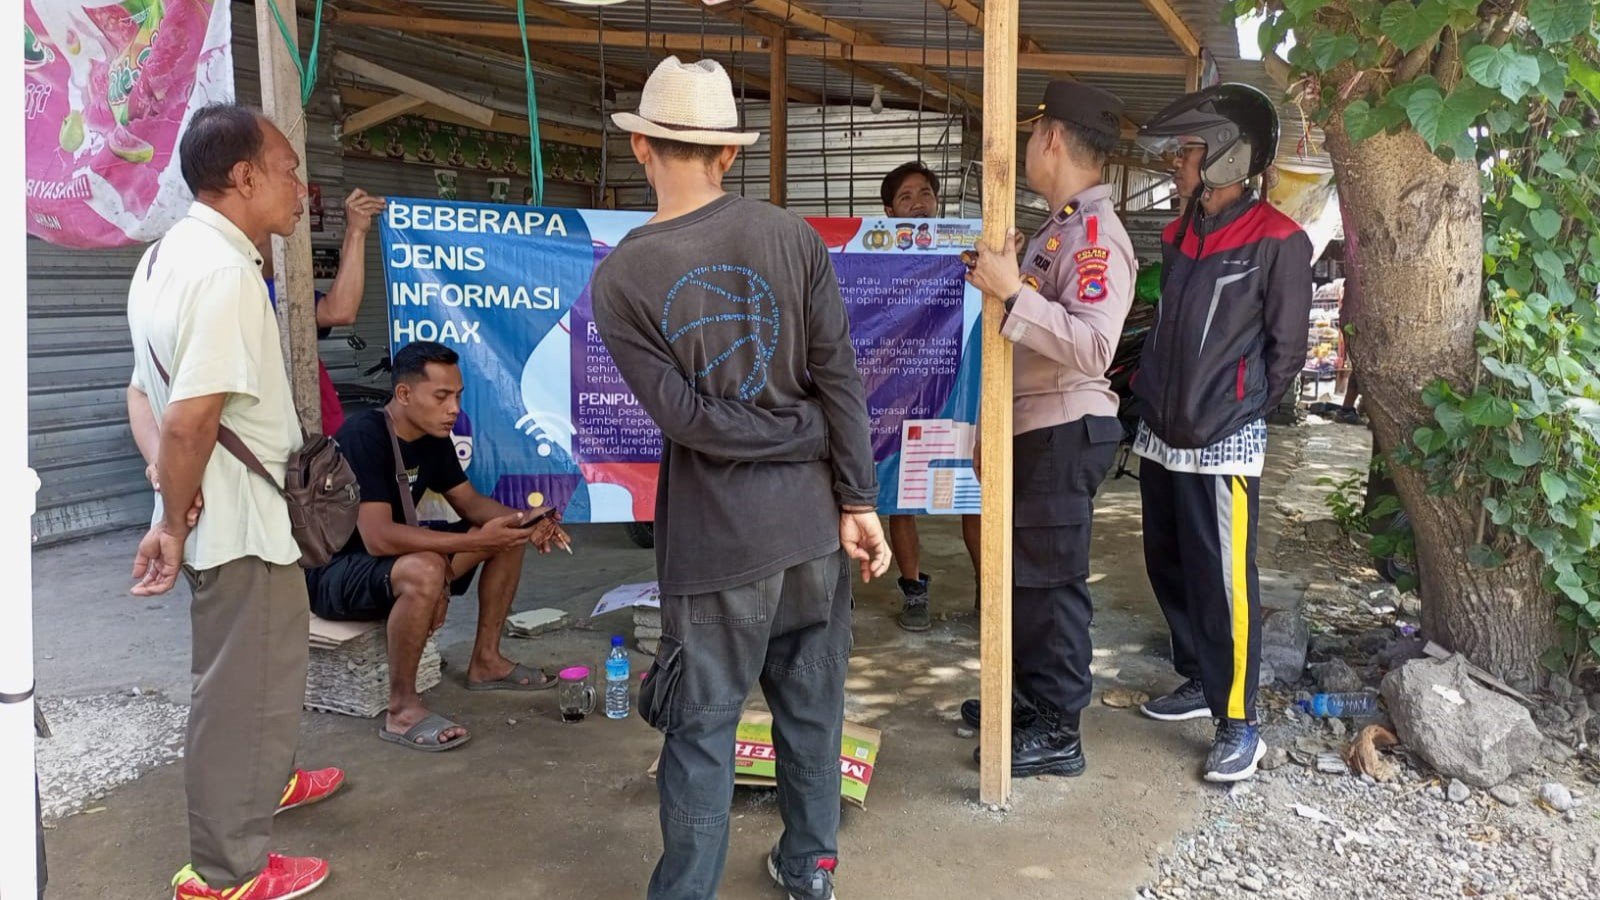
xmin=996 ymin=184 xmax=1137 ymax=718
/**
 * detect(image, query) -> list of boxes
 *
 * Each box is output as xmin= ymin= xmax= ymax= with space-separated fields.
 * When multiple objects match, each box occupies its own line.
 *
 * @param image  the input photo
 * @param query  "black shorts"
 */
xmin=307 ymin=522 xmax=481 ymax=621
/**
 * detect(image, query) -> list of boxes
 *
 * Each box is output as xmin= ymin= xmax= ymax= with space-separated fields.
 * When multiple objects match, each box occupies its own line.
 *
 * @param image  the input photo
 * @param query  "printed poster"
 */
xmin=380 ymin=198 xmax=984 ymax=523
xmin=24 ymin=0 xmax=234 ymax=248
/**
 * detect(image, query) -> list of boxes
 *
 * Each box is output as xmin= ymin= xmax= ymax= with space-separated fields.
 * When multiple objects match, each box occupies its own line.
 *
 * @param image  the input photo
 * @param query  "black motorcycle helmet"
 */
xmin=1138 ymin=83 xmax=1279 ymax=190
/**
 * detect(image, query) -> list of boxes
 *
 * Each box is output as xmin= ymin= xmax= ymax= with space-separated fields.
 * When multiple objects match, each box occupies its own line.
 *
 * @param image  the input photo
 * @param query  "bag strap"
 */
xmin=146 ymin=340 xmax=284 ymax=493
xmin=383 ymin=408 xmax=420 ymax=527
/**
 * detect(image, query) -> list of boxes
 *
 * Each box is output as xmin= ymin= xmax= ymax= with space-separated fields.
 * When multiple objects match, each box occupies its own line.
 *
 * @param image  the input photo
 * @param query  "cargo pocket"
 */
xmin=638 ymin=634 xmax=685 ymax=733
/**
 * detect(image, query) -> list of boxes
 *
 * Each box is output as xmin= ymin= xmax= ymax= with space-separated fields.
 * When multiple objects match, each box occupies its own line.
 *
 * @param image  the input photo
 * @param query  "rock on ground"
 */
xmin=1260 ymin=573 xmax=1310 ymax=684
xmin=1380 ymin=655 xmax=1543 ymax=788
xmin=1540 ymin=783 xmax=1574 ymax=813
xmin=1312 ymin=658 xmax=1365 ymax=694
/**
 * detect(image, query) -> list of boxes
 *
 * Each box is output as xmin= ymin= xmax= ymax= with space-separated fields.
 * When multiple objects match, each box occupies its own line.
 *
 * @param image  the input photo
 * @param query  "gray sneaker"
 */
xmin=1139 ymin=678 xmax=1210 ymax=721
xmin=767 ymin=845 xmax=837 ymax=900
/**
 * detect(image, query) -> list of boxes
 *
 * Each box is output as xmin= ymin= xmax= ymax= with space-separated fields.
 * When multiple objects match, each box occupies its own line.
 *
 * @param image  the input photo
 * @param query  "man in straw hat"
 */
xmin=591 ymin=56 xmax=892 ymax=900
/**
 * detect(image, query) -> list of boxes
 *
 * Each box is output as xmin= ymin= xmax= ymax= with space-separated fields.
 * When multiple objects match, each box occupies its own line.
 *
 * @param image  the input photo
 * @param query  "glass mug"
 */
xmin=558 ymin=666 xmax=596 ymax=724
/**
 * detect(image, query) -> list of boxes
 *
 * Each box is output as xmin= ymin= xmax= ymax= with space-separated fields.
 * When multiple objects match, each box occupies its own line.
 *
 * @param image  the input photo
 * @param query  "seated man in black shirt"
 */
xmin=309 ymin=341 xmax=570 ymax=751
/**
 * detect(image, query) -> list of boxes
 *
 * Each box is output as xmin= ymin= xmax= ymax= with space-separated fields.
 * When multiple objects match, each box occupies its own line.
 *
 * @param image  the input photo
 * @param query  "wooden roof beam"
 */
xmin=694 ymin=0 xmax=942 ymax=111
xmin=785 ymin=42 xmax=1192 ymax=76
xmin=743 ymin=0 xmax=981 ymax=109
xmin=923 ymin=0 xmax=1138 ymax=133
xmin=342 ymin=0 xmax=650 ymax=88
xmin=329 ymin=11 xmax=769 ymax=53
xmin=926 ymin=0 xmax=1045 ymax=53
xmin=1136 ymin=0 xmax=1202 ymax=58
xmin=338 ymin=84 xmax=604 ymax=147
xmin=332 ymin=50 xmax=496 ymax=125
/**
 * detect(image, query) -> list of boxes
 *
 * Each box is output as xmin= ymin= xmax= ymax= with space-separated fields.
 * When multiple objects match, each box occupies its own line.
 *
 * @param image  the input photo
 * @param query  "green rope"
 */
xmin=516 ymin=0 xmax=546 ymax=205
xmin=266 ymin=0 xmax=326 ymax=107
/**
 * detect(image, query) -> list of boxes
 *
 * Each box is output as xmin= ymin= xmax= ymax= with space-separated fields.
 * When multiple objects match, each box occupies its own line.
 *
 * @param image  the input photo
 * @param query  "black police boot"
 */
xmin=972 ymin=706 xmax=1085 ymax=778
xmin=959 ymin=692 xmax=1039 ymax=732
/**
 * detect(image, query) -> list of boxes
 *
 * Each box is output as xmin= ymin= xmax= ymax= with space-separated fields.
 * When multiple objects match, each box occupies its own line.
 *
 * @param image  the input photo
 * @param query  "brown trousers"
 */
xmin=183 ymin=557 xmax=309 ymax=886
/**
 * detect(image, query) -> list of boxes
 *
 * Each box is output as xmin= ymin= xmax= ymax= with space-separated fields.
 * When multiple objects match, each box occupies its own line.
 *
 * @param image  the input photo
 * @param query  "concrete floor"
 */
xmin=34 ymin=462 xmax=1253 ymax=899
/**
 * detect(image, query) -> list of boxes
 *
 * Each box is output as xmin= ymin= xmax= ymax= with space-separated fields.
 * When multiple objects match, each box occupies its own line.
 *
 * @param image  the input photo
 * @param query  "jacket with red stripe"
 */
xmin=1133 ymin=192 xmax=1313 ymax=449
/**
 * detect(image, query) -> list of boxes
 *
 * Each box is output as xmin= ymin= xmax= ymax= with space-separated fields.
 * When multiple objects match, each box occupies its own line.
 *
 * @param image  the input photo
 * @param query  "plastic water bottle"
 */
xmin=605 ymin=636 xmax=631 ymax=719
xmin=1296 ymin=691 xmax=1379 ymax=718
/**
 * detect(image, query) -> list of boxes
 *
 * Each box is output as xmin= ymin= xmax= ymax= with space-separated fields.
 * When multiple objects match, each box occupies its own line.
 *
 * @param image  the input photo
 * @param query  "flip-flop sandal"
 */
xmin=467 ymin=662 xmax=557 ymax=692
xmin=378 ymin=713 xmax=472 ymax=752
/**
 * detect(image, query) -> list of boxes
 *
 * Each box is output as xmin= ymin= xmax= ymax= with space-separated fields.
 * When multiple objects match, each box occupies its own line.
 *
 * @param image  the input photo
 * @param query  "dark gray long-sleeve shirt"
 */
xmin=591 ymin=194 xmax=878 ymax=595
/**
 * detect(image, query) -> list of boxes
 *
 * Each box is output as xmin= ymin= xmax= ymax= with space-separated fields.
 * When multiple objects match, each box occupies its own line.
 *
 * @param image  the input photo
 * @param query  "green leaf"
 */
xmin=1422 ymin=379 xmax=1457 ymax=407
xmin=1542 ymin=471 xmax=1570 ymax=504
xmin=1534 ymin=249 xmax=1567 ymax=279
xmin=1380 ymin=0 xmax=1451 ymax=53
xmin=1509 ymin=428 xmax=1545 ymax=466
xmin=1485 ymin=107 xmax=1522 ymax=135
xmin=1465 ymin=44 xmax=1543 ymax=102
xmin=1570 ymin=54 xmax=1600 ymax=103
xmin=1283 ymin=0 xmax=1329 ymax=19
xmin=1530 ymin=526 xmax=1564 ymax=559
xmin=1527 ymin=0 xmax=1594 ymax=43
xmin=1555 ymin=567 xmax=1587 ymax=603
xmin=1406 ymin=84 xmax=1496 ymax=151
xmin=1535 ymin=149 xmax=1575 ymax=179
xmin=1505 ymin=265 xmax=1535 ymax=295
xmin=1511 ymin=179 xmax=1543 ymax=209
xmin=1530 ymin=208 xmax=1563 ymax=240
xmin=1462 ymin=392 xmax=1515 ymax=427
xmin=1258 ymin=15 xmax=1292 ymax=60
xmin=1536 ymin=51 xmax=1568 ymax=103
xmin=1483 ymin=456 xmax=1525 ymax=481
xmin=1467 ymin=544 xmax=1506 ymax=568
xmin=1309 ymin=31 xmax=1361 ymax=70
xmin=1343 ymin=99 xmax=1408 ymax=142
xmin=1412 ymin=425 xmax=1442 ymax=453
xmin=1435 ymin=401 xmax=1469 ymax=436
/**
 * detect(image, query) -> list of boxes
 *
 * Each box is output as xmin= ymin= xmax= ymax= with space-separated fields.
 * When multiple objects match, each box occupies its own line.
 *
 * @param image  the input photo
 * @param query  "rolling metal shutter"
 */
xmin=27 ymin=239 xmax=151 ymax=543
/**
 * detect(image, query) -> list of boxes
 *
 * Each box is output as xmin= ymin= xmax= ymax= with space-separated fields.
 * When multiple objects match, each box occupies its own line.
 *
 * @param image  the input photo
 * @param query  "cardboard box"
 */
xmin=650 ymin=709 xmax=882 ymax=808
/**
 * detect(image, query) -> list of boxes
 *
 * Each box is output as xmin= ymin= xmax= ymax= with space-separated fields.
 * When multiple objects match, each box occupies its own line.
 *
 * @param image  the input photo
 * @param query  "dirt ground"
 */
xmin=34 ymin=452 xmax=1295 ymax=899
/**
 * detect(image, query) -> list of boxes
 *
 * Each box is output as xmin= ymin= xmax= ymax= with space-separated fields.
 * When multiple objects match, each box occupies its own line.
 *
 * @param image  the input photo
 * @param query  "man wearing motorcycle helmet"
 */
xmin=1131 ymin=84 xmax=1314 ymax=783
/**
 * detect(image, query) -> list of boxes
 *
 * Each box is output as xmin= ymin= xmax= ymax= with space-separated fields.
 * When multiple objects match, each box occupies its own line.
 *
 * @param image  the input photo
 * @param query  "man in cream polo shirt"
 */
xmin=126 ymin=103 xmax=334 ymax=900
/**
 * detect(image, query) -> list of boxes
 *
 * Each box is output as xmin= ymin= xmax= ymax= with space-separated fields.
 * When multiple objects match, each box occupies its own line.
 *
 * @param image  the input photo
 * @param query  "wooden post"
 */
xmin=1187 ymin=54 xmax=1204 ymax=93
xmin=256 ymin=0 xmax=321 ymax=430
xmin=769 ymin=34 xmax=788 ymax=205
xmin=978 ymin=0 xmax=1018 ymax=808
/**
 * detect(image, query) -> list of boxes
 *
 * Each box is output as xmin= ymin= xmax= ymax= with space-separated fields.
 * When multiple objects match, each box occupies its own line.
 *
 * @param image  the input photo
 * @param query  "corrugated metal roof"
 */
xmin=328 ymin=1 xmax=1323 ymax=165
xmin=340 ymin=1 xmax=1239 ymax=115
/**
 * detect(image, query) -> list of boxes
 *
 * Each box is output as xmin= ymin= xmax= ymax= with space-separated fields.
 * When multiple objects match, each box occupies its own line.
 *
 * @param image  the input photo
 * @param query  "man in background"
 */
xmin=878 ymin=161 xmax=982 ymax=631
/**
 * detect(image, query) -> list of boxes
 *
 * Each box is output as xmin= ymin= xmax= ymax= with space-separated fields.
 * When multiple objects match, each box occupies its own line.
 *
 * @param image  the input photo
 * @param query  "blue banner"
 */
xmin=381 ymin=199 xmax=983 ymax=523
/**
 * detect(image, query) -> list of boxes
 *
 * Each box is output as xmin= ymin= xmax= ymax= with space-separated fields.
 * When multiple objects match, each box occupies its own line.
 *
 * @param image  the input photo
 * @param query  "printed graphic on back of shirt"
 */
xmin=661 ymin=264 xmax=780 ymax=401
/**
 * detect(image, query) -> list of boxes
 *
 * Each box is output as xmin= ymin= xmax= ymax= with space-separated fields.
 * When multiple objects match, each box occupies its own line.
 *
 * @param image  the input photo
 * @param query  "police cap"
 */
xmin=1020 ymin=81 xmax=1124 ymax=140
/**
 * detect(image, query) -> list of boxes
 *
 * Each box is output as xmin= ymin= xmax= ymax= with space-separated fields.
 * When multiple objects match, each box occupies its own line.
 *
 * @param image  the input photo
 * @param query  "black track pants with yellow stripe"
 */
xmin=1139 ymin=459 xmax=1263 ymax=723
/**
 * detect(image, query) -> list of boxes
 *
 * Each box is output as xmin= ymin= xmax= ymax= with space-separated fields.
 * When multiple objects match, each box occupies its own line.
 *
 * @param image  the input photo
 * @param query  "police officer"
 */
xmin=961 ymin=81 xmax=1136 ymax=777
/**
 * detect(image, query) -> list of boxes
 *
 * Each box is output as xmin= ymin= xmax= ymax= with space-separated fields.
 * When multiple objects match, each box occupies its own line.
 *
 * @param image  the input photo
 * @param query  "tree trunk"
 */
xmin=1325 ymin=117 xmax=1557 ymax=682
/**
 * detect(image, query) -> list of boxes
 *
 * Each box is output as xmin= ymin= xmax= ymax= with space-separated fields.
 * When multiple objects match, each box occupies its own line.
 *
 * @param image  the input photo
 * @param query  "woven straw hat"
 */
xmin=611 ymin=56 xmax=759 ymax=147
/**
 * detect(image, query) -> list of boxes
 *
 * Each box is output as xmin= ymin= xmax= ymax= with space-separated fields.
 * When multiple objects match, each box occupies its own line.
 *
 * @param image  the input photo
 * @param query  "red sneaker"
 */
xmin=172 ymin=854 xmax=329 ymax=900
xmin=276 ymin=767 xmax=346 ymax=815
